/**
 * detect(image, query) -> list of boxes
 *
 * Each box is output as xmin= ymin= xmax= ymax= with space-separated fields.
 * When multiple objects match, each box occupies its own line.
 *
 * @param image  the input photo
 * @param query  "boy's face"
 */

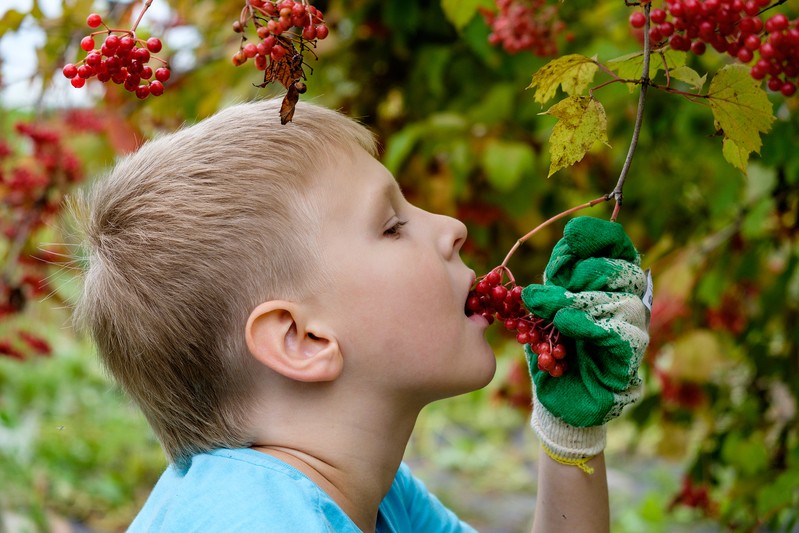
xmin=309 ymin=147 xmax=496 ymax=403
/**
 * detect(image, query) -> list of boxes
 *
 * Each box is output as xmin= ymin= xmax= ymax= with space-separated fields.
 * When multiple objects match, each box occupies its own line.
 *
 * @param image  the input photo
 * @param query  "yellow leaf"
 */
xmin=527 ymin=54 xmax=599 ymax=105
xmin=708 ymin=64 xmax=774 ymax=172
xmin=722 ymin=138 xmax=749 ymax=173
xmin=542 ymin=96 xmax=609 ymax=177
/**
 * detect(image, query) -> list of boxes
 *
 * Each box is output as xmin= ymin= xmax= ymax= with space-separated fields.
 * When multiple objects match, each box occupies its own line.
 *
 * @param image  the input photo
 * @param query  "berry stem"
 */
xmin=499 ymin=195 xmax=607 ymax=269
xmin=610 ymin=1 xmax=652 ymax=222
xmin=130 ymin=0 xmax=154 ymax=33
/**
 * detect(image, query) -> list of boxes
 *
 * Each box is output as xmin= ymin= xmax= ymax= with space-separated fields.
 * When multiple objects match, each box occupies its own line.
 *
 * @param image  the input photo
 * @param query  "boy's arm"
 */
xmin=532 ymin=451 xmax=609 ymax=533
xmin=520 ymin=217 xmax=650 ymax=532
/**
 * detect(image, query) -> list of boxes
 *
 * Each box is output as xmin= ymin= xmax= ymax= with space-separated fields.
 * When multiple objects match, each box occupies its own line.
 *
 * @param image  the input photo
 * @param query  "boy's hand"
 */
xmin=521 ymin=217 xmax=650 ymax=468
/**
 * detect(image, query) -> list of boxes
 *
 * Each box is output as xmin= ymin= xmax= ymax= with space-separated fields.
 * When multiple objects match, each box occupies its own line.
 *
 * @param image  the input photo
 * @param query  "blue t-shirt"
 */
xmin=128 ymin=448 xmax=478 ymax=532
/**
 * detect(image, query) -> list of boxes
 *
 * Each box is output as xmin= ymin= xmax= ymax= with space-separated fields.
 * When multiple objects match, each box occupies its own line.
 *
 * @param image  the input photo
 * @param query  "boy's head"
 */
xmin=72 ymin=98 xmax=377 ymax=466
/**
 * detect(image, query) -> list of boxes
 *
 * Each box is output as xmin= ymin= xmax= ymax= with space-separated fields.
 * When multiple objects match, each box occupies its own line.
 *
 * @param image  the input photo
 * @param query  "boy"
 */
xmin=73 ymin=97 xmax=649 ymax=532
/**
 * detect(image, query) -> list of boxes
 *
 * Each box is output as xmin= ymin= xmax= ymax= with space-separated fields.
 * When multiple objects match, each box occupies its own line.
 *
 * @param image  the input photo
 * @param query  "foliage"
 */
xmin=1 ymin=0 xmax=798 ymax=530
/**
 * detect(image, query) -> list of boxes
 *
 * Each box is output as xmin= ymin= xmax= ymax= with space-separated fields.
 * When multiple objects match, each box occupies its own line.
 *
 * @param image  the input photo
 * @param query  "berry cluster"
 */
xmin=480 ymin=0 xmax=565 ymax=57
xmin=466 ymin=267 xmax=571 ymax=377
xmin=628 ymin=2 xmax=798 ymax=96
xmin=63 ymin=13 xmax=170 ymax=99
xmin=751 ymin=14 xmax=799 ymax=96
xmin=232 ymin=0 xmax=327 ymax=71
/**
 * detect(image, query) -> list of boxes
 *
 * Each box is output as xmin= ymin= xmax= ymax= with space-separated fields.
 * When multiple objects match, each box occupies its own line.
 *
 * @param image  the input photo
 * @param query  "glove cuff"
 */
xmin=531 ymin=392 xmax=607 ymax=474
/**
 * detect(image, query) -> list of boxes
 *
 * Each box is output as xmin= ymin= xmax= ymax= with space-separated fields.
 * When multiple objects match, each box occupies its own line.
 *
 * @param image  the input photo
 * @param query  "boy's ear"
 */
xmin=245 ymin=301 xmax=343 ymax=383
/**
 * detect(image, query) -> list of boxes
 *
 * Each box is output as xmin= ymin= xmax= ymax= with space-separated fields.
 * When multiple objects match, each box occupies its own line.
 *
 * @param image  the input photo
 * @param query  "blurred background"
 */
xmin=1 ymin=0 xmax=798 ymax=531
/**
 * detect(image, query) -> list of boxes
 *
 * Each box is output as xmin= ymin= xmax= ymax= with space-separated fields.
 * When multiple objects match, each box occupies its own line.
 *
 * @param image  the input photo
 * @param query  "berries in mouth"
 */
xmin=466 ymin=267 xmax=571 ymax=377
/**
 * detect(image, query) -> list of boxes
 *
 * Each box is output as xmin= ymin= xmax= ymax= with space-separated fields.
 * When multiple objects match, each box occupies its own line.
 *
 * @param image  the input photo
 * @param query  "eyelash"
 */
xmin=383 ymin=220 xmax=408 ymax=239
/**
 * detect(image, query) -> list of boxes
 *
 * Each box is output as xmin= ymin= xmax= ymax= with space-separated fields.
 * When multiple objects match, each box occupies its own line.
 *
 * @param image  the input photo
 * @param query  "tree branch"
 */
xmin=609 ymin=1 xmax=652 ymax=222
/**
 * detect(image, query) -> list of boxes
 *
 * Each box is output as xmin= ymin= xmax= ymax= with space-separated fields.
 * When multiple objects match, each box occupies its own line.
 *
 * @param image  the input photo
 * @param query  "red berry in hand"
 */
xmin=537 ymin=352 xmax=555 ymax=372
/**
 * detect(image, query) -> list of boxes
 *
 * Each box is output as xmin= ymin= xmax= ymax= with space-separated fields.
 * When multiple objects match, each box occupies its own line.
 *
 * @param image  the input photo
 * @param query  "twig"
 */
xmin=500 ymin=195 xmax=607 ymax=268
xmin=608 ymin=1 xmax=652 ymax=222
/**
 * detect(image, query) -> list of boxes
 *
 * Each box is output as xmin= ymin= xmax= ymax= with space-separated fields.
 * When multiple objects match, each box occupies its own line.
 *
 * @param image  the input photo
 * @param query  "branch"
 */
xmin=500 ymin=195 xmax=607 ymax=268
xmin=609 ymin=1 xmax=652 ymax=222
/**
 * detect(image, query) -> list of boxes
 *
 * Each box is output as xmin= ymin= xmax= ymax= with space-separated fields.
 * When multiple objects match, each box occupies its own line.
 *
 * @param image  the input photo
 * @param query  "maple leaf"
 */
xmin=527 ymin=54 xmax=599 ymax=105
xmin=707 ymin=64 xmax=774 ymax=173
xmin=541 ymin=95 xmax=609 ymax=177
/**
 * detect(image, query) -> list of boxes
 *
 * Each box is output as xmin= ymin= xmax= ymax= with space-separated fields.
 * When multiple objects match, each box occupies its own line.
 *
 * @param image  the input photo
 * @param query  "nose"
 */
xmin=438 ymin=214 xmax=468 ymax=260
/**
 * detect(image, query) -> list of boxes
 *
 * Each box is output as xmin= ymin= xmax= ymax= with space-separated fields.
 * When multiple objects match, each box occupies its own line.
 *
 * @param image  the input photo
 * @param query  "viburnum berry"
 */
xmin=230 ymin=0 xmax=328 ymax=72
xmin=626 ymin=1 xmax=798 ymax=97
xmin=480 ymin=0 xmax=564 ymax=56
xmin=465 ymin=266 xmax=573 ymax=378
xmin=65 ymin=4 xmax=170 ymax=99
xmin=86 ymin=13 xmax=102 ymax=28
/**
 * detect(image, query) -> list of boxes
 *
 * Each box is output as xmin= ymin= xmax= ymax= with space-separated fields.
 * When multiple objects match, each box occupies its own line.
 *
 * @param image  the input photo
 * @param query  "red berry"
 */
xmin=552 ymin=343 xmax=567 ymax=360
xmin=476 ymin=279 xmax=491 ymax=294
xmin=486 ymin=270 xmax=502 ymax=285
xmin=629 ymin=11 xmax=646 ymax=28
xmin=549 ymin=363 xmax=566 ymax=377
xmin=149 ymin=80 xmax=164 ymax=96
xmin=86 ymin=13 xmax=102 ymax=28
xmin=80 ymin=36 xmax=95 ymax=52
xmin=71 ymin=77 xmax=86 ymax=88
xmin=491 ymin=285 xmax=508 ymax=304
xmin=243 ymin=43 xmax=258 ymax=58
xmin=155 ymin=68 xmax=171 ymax=82
xmin=315 ymin=24 xmax=329 ymax=39
xmin=504 ymin=318 xmax=519 ymax=330
xmin=62 ymin=64 xmax=78 ymax=78
xmin=516 ymin=331 xmax=530 ymax=344
xmin=537 ymin=352 xmax=555 ymax=372
xmin=781 ymin=81 xmax=796 ymax=97
xmin=135 ymin=84 xmax=150 ymax=99
xmin=146 ymin=37 xmax=163 ymax=53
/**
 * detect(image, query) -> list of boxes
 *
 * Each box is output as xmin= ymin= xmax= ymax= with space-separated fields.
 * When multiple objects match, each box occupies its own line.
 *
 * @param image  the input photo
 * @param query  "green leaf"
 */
xmin=708 ymin=64 xmax=774 ymax=173
xmin=669 ymin=65 xmax=706 ymax=91
xmin=382 ymin=124 xmax=423 ymax=174
xmin=542 ymin=96 xmax=609 ymax=177
xmin=527 ymin=54 xmax=599 ymax=105
xmin=480 ymin=139 xmax=535 ymax=192
xmin=606 ymin=49 xmax=686 ymax=92
xmin=441 ymin=0 xmax=481 ymax=30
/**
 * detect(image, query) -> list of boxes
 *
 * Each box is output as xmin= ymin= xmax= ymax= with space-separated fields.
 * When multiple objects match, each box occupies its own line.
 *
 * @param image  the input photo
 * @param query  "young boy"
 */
xmin=73 ymin=97 xmax=649 ymax=532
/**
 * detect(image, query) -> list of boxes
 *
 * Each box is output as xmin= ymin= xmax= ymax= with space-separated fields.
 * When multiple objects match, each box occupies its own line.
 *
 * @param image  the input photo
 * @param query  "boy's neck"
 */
xmin=250 ymin=398 xmax=420 ymax=533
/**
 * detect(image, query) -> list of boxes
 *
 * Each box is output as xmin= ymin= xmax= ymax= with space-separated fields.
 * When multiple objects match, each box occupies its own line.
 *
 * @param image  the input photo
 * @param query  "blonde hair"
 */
xmin=71 ymin=98 xmax=376 ymax=467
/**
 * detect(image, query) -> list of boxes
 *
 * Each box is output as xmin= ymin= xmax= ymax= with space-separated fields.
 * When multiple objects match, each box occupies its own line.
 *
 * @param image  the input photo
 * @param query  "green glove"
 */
xmin=522 ymin=216 xmax=650 ymax=470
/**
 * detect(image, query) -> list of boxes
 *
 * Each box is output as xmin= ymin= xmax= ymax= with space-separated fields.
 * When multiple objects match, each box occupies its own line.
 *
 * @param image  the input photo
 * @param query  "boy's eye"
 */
xmin=383 ymin=220 xmax=407 ymax=239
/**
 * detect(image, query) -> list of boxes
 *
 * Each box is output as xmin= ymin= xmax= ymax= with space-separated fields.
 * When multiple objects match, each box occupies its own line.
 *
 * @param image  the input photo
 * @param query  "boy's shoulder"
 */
xmin=127 ymin=449 xmax=477 ymax=533
xmin=127 ymin=448 xmax=356 ymax=532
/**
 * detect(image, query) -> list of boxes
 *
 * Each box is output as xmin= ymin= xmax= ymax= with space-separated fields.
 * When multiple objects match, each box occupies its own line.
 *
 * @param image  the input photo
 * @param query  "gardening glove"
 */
xmin=522 ymin=216 xmax=651 ymax=472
